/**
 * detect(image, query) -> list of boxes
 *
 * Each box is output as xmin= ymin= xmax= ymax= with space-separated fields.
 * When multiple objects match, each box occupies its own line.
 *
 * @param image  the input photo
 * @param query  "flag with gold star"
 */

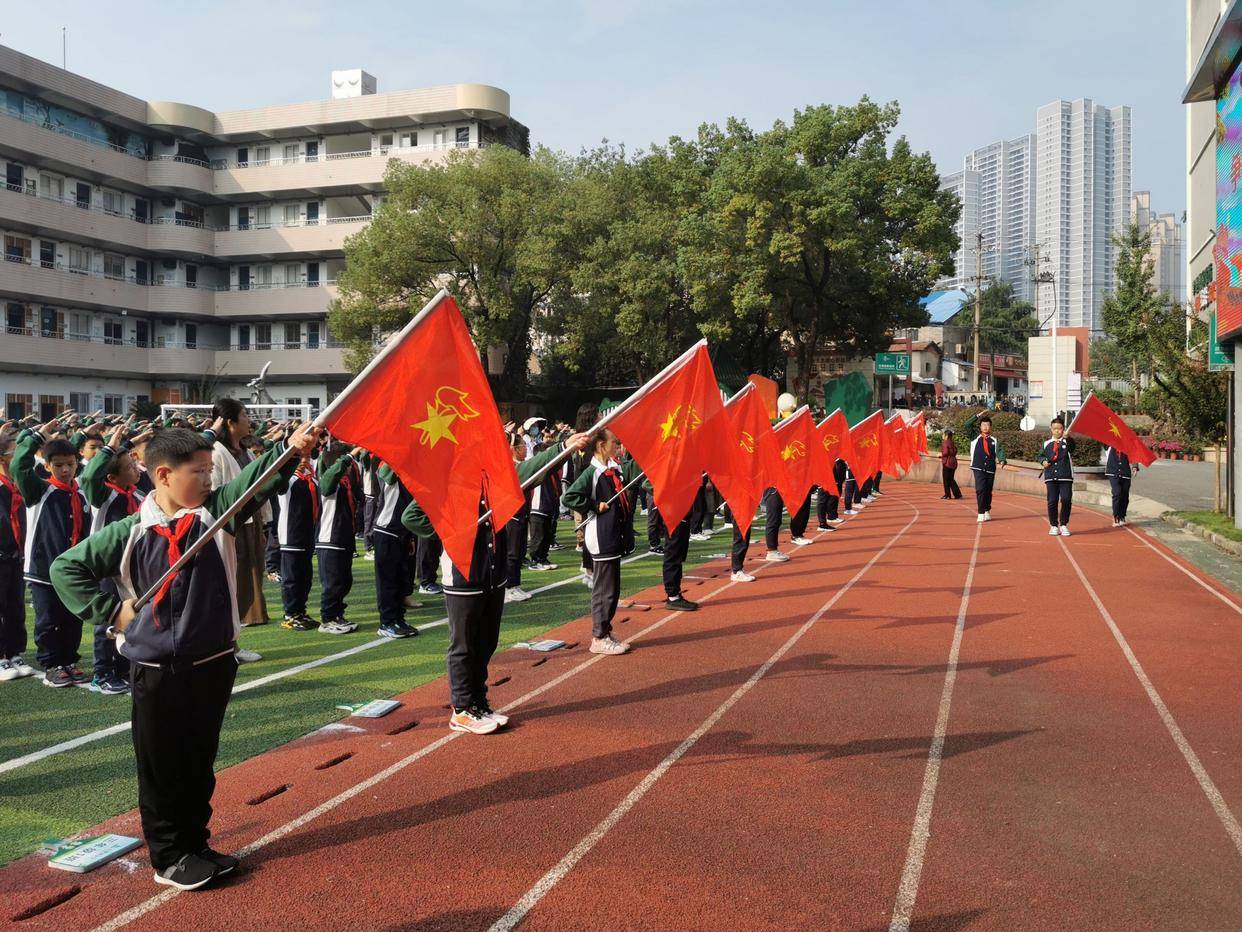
xmin=772 ymin=406 xmax=817 ymax=509
xmin=1067 ymin=392 xmax=1156 ymax=467
xmin=713 ymin=383 xmax=783 ymax=536
xmin=814 ymin=408 xmax=850 ymax=498
xmin=318 ymin=291 xmax=524 ymax=578
xmin=608 ymin=342 xmax=731 ymax=529
xmin=847 ymin=410 xmax=884 ymax=482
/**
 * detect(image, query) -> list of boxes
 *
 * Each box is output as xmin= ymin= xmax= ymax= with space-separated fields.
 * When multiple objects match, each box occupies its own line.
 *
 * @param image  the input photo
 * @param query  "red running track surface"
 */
xmin=4 ymin=482 xmax=1241 ymax=930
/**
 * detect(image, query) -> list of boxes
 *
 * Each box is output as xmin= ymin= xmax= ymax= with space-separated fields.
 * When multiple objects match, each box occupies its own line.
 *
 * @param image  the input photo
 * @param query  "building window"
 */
xmin=39 ymin=394 xmax=64 ymax=420
xmin=238 ymin=324 xmax=251 ymax=350
xmin=306 ymin=321 xmax=321 ymax=349
xmin=308 ymin=396 xmax=320 ymax=415
xmin=285 ymin=263 xmax=301 ymax=286
xmin=255 ymin=146 xmax=270 ymax=165
xmin=104 ymin=319 xmax=123 ymax=345
xmin=40 ymin=307 xmax=63 ymax=338
xmin=379 ymin=133 xmax=393 ymax=152
xmin=102 ymin=189 xmax=123 ymax=216
xmin=400 ymin=131 xmax=418 ymax=148
xmin=4 ymin=235 xmax=30 ymax=263
xmin=39 ymin=173 xmax=63 ymax=201
xmin=40 ymin=240 xmax=55 ymax=268
xmin=104 ymin=254 xmax=125 ymax=280
xmin=282 ymin=322 xmax=300 ymax=349
xmin=255 ymin=323 xmax=272 ymax=350
xmin=103 ymin=394 xmax=125 ymax=415
xmin=455 ymin=126 xmax=470 ymax=148
xmin=184 ymin=323 xmax=197 ymax=350
xmin=69 ymin=311 xmax=91 ymax=341
xmin=283 ymin=144 xmax=298 ymax=162
xmin=433 ymin=128 xmax=447 ymax=148
xmin=255 ymin=265 xmax=272 ymax=288
xmin=6 ymin=393 xmax=32 ymax=420
xmin=284 ymin=204 xmax=299 ymax=225
xmin=256 ymin=205 xmax=271 ymax=229
xmin=67 ymin=245 xmax=90 ymax=273
xmin=69 ymin=391 xmax=92 ymax=412
xmin=6 ymin=302 xmax=27 ymax=335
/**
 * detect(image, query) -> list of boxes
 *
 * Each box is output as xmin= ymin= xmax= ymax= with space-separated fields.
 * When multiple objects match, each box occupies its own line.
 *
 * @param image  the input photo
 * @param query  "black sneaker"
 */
xmin=153 ymin=853 xmax=218 ymax=891
xmin=43 ymin=666 xmax=74 ymax=688
xmin=378 ymin=621 xmax=418 ymax=639
xmin=281 ymin=615 xmax=316 ymax=632
xmin=816 ymin=524 xmax=832 ymax=531
xmin=198 ymin=847 xmax=241 ymax=877
xmin=648 ymin=545 xmax=665 ymax=555
xmin=67 ymin=665 xmax=89 ymax=685
xmin=418 ymin=582 xmax=444 ymax=595
xmin=666 ymin=596 xmax=698 ymax=612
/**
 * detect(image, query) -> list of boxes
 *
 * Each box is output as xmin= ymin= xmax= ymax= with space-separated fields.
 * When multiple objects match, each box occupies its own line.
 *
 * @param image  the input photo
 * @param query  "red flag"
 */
xmin=814 ymin=409 xmax=849 ymax=498
xmin=1068 ymin=392 xmax=1156 ymax=467
xmin=715 ymin=384 xmax=782 ymax=536
xmin=772 ymin=407 xmax=817 ymax=508
xmin=319 ymin=292 xmax=523 ymax=579
xmin=847 ymin=410 xmax=883 ymax=482
xmin=608 ymin=342 xmax=731 ymax=528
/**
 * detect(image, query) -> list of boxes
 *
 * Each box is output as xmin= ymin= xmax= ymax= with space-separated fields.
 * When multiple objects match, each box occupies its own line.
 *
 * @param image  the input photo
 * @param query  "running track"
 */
xmin=5 ymin=482 xmax=1242 ymax=929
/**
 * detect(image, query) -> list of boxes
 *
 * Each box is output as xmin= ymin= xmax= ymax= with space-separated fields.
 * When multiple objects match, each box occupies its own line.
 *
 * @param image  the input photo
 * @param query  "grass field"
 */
xmin=1171 ymin=510 xmax=1242 ymax=543
xmin=0 ymin=516 xmax=731 ymax=865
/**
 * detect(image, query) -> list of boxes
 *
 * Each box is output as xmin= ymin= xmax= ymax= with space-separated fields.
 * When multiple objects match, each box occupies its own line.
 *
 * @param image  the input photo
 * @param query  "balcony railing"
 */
xmin=3 ymin=324 xmax=223 ymax=352
xmin=1 ymin=104 xmax=143 ymax=157
xmin=223 ymin=215 xmax=369 ymax=232
xmin=3 ymin=253 xmax=345 ymax=293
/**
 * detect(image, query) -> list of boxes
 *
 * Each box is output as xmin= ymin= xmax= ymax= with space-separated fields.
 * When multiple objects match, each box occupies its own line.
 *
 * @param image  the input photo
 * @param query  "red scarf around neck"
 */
xmin=105 ymin=480 xmax=141 ymax=514
xmin=150 ymin=512 xmax=198 ymax=618
xmin=297 ymin=468 xmax=319 ymax=524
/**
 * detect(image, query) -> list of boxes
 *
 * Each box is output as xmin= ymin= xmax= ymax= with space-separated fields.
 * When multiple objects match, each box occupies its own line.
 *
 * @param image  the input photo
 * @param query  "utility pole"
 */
xmin=973 ymin=232 xmax=983 ymax=392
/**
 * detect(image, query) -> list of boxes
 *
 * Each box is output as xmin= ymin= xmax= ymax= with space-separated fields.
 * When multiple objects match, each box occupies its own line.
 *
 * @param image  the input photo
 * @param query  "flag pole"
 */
xmin=1065 ymin=390 xmax=1096 ymax=435
xmin=313 ymin=288 xmax=451 ymax=430
xmin=476 ymin=339 xmax=708 ymax=526
xmin=573 ymin=470 xmax=647 ymax=532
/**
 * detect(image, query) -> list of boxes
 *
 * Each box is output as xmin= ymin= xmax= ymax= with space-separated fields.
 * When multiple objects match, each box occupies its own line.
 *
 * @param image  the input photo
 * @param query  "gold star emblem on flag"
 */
xmin=412 ymin=386 xmax=480 ymax=449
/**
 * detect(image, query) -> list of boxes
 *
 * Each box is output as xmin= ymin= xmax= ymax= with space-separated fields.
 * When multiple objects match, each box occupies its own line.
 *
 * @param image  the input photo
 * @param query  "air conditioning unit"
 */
xmin=161 ymin=259 xmax=177 ymax=270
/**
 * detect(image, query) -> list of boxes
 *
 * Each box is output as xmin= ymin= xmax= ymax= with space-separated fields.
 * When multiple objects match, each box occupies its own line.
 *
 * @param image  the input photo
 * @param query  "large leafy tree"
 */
xmin=329 ymin=145 xmax=574 ymax=397
xmin=954 ymin=280 xmax=1038 ymax=357
xmin=685 ymin=100 xmax=959 ymax=401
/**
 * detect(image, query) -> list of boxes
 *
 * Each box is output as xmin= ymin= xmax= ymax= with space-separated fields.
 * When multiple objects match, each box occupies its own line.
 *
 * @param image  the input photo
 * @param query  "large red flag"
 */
xmin=1068 ymin=392 xmax=1157 ymax=467
xmin=608 ymin=342 xmax=731 ymax=529
xmin=814 ymin=409 xmax=849 ymax=498
xmin=847 ymin=410 xmax=884 ymax=482
xmin=319 ymin=291 xmax=524 ymax=579
xmin=714 ymin=384 xmax=783 ymax=536
xmin=772 ymin=407 xmax=817 ymax=508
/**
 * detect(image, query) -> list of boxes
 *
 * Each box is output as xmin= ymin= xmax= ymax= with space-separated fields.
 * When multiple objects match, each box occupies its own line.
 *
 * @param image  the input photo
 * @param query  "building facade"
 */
xmin=1035 ymin=99 xmax=1133 ymax=333
xmin=1131 ymin=190 xmax=1185 ymax=303
xmin=0 ymin=46 xmax=528 ymax=419
xmin=936 ymin=168 xmax=981 ymax=292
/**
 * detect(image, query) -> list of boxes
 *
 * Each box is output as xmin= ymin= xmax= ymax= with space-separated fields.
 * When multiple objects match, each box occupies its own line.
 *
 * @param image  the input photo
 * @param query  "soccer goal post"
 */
xmin=158 ymin=403 xmax=313 ymax=422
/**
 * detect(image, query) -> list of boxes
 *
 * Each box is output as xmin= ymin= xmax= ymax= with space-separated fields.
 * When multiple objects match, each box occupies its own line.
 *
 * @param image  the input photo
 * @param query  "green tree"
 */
xmin=1100 ymin=222 xmax=1169 ymax=406
xmin=682 ymin=100 xmax=959 ymax=402
xmin=329 ymin=145 xmax=575 ymax=398
xmin=954 ymin=280 xmax=1038 ymax=359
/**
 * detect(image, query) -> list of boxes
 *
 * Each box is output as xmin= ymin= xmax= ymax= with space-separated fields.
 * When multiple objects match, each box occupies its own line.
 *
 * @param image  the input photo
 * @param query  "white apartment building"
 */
xmin=936 ymin=136 xmax=1035 ymax=301
xmin=0 ymin=46 xmax=528 ymax=420
xmin=1131 ymin=190 xmax=1184 ymax=303
xmin=1035 ymin=99 xmax=1133 ymax=333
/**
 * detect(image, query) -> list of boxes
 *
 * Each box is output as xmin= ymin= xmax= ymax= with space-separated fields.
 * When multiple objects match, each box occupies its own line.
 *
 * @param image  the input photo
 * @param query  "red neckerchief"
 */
xmin=297 ymin=468 xmax=319 ymax=523
xmin=150 ymin=512 xmax=198 ymax=620
xmin=105 ymin=480 xmax=141 ymax=514
xmin=0 ymin=475 xmax=23 ymax=547
xmin=46 ymin=476 xmax=84 ymax=545
xmin=605 ymin=467 xmax=631 ymax=517
xmin=982 ymin=435 xmax=993 ymax=458
xmin=1051 ymin=439 xmax=1062 ymax=462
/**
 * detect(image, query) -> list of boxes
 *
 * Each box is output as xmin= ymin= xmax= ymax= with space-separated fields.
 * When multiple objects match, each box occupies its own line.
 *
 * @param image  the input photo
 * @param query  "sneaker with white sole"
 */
xmin=589 ymin=636 xmax=630 ymax=655
xmin=153 ymin=853 xmax=218 ymax=891
xmin=984 ymin=513 xmax=992 ymax=521
xmin=504 ymin=587 xmax=532 ymax=603
xmin=689 ymin=532 xmax=711 ymax=542
xmin=844 ymin=509 xmax=859 ymax=516
xmin=976 ymin=514 xmax=987 ymax=523
xmin=43 ymin=666 xmax=74 ymax=688
xmin=582 ymin=573 xmax=594 ymax=589
xmin=526 ymin=561 xmax=557 ymax=572
xmin=1048 ymin=526 xmax=1060 ymax=536
xmin=765 ymin=550 xmax=790 ymax=563
xmin=827 ymin=517 xmax=845 ymax=525
xmin=236 ymin=648 xmax=262 ymax=663
xmin=730 ymin=571 xmax=756 ymax=583
xmin=318 ymin=618 xmax=356 ymax=634
xmin=791 ymin=536 xmax=812 ymax=546
xmin=477 ymin=703 xmax=509 ymax=727
xmin=10 ymin=656 xmax=34 ymax=678
xmin=418 ymin=582 xmax=444 ymax=595
xmin=449 ymin=707 xmax=499 ymax=734
xmin=0 ymin=659 xmax=18 ymax=682
xmin=1059 ymin=526 xmax=1071 ymax=537
xmin=363 ymin=551 xmax=376 ymax=561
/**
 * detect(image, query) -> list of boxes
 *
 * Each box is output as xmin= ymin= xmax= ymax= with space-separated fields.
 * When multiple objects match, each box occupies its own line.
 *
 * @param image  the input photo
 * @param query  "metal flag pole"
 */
xmin=573 ymin=470 xmax=648 ymax=532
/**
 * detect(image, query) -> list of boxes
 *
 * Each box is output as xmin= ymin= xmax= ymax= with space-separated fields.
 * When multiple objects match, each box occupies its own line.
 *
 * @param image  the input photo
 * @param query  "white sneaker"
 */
xmin=862 ymin=496 xmax=875 ymax=503
xmin=689 ymin=532 xmax=711 ymax=542
xmin=1118 ymin=519 xmax=1127 ymax=527
xmin=791 ymin=536 xmax=812 ymax=546
xmin=983 ymin=513 xmax=992 ymax=522
xmin=480 ymin=706 xmax=509 ymax=727
xmin=10 ymin=656 xmax=34 ymax=678
xmin=844 ymin=509 xmax=859 ymax=516
xmin=765 ymin=550 xmax=790 ymax=563
xmin=0 ymin=659 xmax=18 ymax=682
xmin=720 ymin=522 xmax=734 ymax=529
xmin=730 ymin=571 xmax=756 ymax=583
xmin=589 ymin=636 xmax=630 ymax=655
xmin=363 ymin=551 xmax=376 ymax=561
xmin=449 ymin=707 xmax=499 ymax=735
xmin=1059 ymin=526 xmax=1071 ymax=537
xmin=827 ymin=518 xmax=844 ymax=525
xmin=504 ymin=587 xmax=532 ymax=603
xmin=582 ymin=573 xmax=594 ymax=589
xmin=236 ymin=648 xmax=262 ymax=663
xmin=977 ymin=514 xmax=987 ymax=523
xmin=1049 ymin=526 xmax=1060 ymax=536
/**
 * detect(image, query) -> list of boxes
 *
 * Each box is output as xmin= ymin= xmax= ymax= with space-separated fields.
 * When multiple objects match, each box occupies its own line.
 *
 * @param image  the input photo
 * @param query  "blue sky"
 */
xmin=3 ymin=0 xmax=1187 ymax=215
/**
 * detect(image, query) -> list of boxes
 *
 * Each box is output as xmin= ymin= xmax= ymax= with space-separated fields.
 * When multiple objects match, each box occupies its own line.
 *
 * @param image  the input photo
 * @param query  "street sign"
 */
xmin=1210 ymin=309 xmax=1236 ymax=371
xmin=875 ymin=353 xmax=910 ymax=375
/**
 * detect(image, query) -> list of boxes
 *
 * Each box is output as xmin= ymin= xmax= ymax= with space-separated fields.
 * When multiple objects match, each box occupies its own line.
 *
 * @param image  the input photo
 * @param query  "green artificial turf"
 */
xmin=0 ymin=516 xmax=732 ymax=865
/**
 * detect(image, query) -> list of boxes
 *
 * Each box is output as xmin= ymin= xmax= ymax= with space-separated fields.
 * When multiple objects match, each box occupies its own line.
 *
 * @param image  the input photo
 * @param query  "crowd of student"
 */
xmin=0 ymin=393 xmax=1137 ymax=892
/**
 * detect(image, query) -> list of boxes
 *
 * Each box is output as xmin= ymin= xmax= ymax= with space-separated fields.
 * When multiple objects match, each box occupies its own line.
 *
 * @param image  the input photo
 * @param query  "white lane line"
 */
xmin=1 ymin=551 xmax=657 ymax=776
xmin=488 ymin=505 xmax=921 ymax=932
xmin=888 ymin=521 xmax=983 ymax=932
xmin=89 ymin=523 xmax=846 ymax=931
xmin=1056 ymin=537 xmax=1242 ymax=858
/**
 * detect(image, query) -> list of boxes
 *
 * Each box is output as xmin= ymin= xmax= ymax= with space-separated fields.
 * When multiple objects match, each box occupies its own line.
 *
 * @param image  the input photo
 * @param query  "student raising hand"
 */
xmin=286 ymin=421 xmax=322 ymax=455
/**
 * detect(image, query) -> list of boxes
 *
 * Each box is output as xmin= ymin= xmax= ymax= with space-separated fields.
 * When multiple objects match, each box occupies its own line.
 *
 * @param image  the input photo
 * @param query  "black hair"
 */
xmin=43 ymin=439 xmax=78 ymax=462
xmin=977 ymin=414 xmax=992 ymax=425
xmin=105 ymin=448 xmax=132 ymax=479
xmin=211 ymin=397 xmax=247 ymax=425
xmin=589 ymin=428 xmax=617 ymax=454
xmin=319 ymin=440 xmax=349 ymax=470
xmin=1050 ymin=416 xmax=1065 ymax=427
xmin=145 ymin=428 xmax=213 ymax=470
xmin=76 ymin=434 xmax=103 ymax=451
xmin=574 ymin=402 xmax=599 ymax=433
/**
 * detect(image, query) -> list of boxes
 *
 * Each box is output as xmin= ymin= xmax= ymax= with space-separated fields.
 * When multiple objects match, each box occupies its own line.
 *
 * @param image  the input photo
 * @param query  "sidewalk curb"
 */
xmin=1161 ymin=513 xmax=1242 ymax=559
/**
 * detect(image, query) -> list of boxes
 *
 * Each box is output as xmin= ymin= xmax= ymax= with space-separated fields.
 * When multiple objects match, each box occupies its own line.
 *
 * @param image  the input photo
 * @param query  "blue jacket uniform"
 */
xmin=1105 ymin=447 xmax=1132 ymax=481
xmin=969 ymin=434 xmax=1005 ymax=474
xmin=1040 ymin=438 xmax=1075 ymax=482
xmin=12 ymin=431 xmax=90 ymax=587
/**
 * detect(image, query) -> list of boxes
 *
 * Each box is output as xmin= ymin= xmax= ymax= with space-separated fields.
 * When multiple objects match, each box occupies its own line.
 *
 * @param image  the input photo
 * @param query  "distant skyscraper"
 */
xmin=1035 ymin=99 xmax=1132 ymax=332
xmin=1130 ymin=191 xmax=1184 ymax=304
xmin=935 ymin=136 xmax=1035 ymax=301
